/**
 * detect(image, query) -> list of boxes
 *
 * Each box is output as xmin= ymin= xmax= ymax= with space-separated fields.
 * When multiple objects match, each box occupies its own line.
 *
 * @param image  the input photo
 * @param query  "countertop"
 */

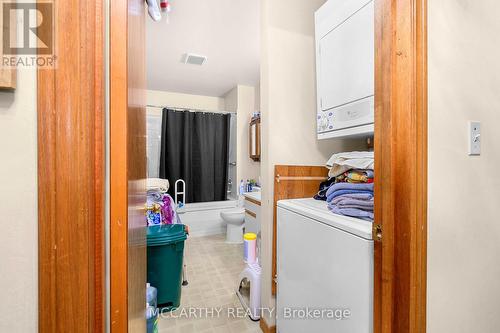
xmin=244 ymin=191 xmax=261 ymax=203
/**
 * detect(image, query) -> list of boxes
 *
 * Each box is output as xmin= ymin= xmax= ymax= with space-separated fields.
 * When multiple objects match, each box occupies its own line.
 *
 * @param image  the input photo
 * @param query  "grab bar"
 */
xmin=174 ymin=179 xmax=186 ymax=205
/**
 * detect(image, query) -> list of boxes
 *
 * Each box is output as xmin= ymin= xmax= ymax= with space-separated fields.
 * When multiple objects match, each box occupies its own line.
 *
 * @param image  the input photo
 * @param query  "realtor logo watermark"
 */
xmin=150 ymin=307 xmax=277 ymax=320
xmin=149 ymin=306 xmax=352 ymax=321
xmin=2 ymin=1 xmax=56 ymax=68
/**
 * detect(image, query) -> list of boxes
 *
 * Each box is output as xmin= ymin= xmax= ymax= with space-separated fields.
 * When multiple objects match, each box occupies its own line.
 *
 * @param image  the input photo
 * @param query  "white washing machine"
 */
xmin=277 ymin=198 xmax=374 ymax=333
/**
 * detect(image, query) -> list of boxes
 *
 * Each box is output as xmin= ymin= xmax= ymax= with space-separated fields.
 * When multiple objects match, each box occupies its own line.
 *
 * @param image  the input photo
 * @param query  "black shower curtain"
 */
xmin=159 ymin=109 xmax=230 ymax=203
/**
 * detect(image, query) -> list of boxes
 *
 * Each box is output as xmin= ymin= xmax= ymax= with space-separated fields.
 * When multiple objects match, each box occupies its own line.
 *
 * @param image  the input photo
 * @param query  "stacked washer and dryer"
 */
xmin=277 ymin=0 xmax=375 ymax=332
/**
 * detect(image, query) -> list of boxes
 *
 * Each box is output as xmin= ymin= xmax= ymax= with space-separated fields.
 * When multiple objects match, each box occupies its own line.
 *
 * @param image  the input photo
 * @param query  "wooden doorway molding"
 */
xmin=373 ymin=0 xmax=428 ymax=332
xmin=38 ymin=0 xmax=105 ymax=331
xmin=109 ymin=0 xmax=147 ymax=332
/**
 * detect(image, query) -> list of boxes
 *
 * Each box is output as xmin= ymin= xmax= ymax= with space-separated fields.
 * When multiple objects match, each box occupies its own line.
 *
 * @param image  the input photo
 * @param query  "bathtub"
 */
xmin=177 ymin=199 xmax=239 ymax=237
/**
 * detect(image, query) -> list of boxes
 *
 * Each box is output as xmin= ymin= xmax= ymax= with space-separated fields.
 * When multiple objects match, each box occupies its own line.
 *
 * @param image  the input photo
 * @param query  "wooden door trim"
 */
xmin=110 ymin=0 xmax=147 ymax=331
xmin=109 ymin=0 xmax=130 ymax=330
xmin=37 ymin=0 xmax=105 ymax=331
xmin=374 ymin=0 xmax=427 ymax=332
xmin=260 ymin=316 xmax=277 ymax=333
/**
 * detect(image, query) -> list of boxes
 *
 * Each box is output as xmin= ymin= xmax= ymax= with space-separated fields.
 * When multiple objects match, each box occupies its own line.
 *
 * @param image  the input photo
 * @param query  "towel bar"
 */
xmin=275 ymin=175 xmax=328 ymax=183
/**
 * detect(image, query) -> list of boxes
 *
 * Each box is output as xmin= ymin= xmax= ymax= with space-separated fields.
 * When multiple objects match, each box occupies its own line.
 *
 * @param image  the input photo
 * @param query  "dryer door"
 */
xmin=318 ymin=1 xmax=374 ymax=112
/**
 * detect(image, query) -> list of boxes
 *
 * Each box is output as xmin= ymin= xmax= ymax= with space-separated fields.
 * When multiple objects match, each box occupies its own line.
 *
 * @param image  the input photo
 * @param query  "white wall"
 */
xmin=259 ymin=0 xmax=365 ymax=325
xmin=223 ymin=85 xmax=261 ymax=183
xmin=223 ymin=87 xmax=238 ymax=112
xmin=254 ymin=81 xmax=261 ymax=111
xmin=0 ymin=68 xmax=38 ymax=331
xmin=428 ymin=1 xmax=500 ymax=332
xmin=147 ymin=89 xmax=225 ymax=111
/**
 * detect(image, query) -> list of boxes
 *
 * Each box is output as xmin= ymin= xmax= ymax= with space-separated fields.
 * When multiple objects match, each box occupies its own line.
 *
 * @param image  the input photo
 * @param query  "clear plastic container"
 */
xmin=146 ymin=283 xmax=158 ymax=309
xmin=244 ymin=233 xmax=257 ymax=264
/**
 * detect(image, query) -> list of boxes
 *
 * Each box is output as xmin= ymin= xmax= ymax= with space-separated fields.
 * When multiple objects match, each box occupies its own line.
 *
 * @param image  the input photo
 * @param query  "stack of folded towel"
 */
xmin=326 ymin=182 xmax=374 ymax=221
xmin=324 ymin=152 xmax=375 ymax=221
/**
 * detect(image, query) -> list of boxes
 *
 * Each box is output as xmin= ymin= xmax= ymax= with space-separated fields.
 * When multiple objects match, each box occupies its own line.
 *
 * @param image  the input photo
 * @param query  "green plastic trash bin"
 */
xmin=147 ymin=224 xmax=187 ymax=311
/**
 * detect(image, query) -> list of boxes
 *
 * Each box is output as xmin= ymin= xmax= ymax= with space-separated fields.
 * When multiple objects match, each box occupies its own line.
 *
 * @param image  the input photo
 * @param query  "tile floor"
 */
xmin=158 ymin=234 xmax=262 ymax=333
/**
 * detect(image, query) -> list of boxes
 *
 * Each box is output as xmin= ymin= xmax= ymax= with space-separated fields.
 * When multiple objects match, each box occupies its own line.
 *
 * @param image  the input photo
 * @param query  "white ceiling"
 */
xmin=146 ymin=0 xmax=260 ymax=97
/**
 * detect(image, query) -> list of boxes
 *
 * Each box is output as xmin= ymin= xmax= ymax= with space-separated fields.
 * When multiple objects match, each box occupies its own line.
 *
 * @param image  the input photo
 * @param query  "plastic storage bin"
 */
xmin=147 ymin=224 xmax=188 ymax=311
xmin=243 ymin=233 xmax=257 ymax=264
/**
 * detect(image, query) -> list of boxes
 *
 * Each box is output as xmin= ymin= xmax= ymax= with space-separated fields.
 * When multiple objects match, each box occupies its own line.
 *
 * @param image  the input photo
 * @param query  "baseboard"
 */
xmin=260 ymin=317 xmax=276 ymax=333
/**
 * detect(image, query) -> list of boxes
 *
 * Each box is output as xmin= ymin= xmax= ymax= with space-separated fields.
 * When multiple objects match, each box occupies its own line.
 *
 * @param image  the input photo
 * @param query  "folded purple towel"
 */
xmin=326 ymin=189 xmax=373 ymax=202
xmin=325 ymin=182 xmax=374 ymax=198
xmin=329 ymin=205 xmax=374 ymax=221
xmin=329 ymin=196 xmax=374 ymax=214
xmin=334 ymin=204 xmax=374 ymax=211
xmin=331 ymin=193 xmax=374 ymax=204
xmin=332 ymin=199 xmax=374 ymax=211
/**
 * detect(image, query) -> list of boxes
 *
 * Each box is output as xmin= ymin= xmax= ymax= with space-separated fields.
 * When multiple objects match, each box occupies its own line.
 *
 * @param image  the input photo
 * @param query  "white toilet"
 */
xmin=220 ymin=208 xmax=245 ymax=244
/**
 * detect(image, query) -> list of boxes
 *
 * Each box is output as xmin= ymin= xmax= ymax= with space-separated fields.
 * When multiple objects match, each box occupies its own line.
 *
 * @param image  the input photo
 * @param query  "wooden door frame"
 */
xmin=36 ymin=0 xmax=427 ymax=330
xmin=374 ymin=0 xmax=427 ymax=332
xmin=109 ymin=0 xmax=129 ymax=329
xmin=37 ymin=0 xmax=105 ymax=331
xmin=109 ymin=0 xmax=148 ymax=331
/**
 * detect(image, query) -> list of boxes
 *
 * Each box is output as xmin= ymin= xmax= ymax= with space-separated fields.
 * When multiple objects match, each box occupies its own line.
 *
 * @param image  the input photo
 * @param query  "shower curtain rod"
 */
xmin=146 ymin=105 xmax=237 ymax=115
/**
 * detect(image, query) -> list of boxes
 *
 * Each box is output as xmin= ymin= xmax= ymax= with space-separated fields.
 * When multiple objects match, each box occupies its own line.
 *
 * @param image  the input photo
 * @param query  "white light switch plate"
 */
xmin=469 ymin=121 xmax=481 ymax=156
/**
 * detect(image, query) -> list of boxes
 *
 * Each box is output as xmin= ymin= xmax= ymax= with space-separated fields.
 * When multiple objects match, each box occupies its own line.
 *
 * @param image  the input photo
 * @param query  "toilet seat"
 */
xmin=221 ymin=208 xmax=245 ymax=218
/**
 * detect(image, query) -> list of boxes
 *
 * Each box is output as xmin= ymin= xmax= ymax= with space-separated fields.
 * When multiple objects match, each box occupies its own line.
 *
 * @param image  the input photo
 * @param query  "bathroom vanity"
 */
xmin=244 ymin=191 xmax=261 ymax=234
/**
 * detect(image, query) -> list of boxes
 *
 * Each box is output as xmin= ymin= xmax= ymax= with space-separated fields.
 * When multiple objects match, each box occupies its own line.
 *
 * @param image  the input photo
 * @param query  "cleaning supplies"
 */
xmin=246 ymin=179 xmax=252 ymax=192
xmin=239 ymin=180 xmax=245 ymax=195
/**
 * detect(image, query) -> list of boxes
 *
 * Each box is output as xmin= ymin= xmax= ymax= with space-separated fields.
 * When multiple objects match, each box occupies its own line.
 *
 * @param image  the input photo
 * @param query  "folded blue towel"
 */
xmin=331 ymin=198 xmax=374 ymax=211
xmin=326 ymin=182 xmax=374 ymax=198
xmin=331 ymin=193 xmax=374 ymax=203
xmin=329 ymin=205 xmax=374 ymax=221
xmin=334 ymin=204 xmax=374 ymax=212
xmin=326 ymin=189 xmax=374 ymax=202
